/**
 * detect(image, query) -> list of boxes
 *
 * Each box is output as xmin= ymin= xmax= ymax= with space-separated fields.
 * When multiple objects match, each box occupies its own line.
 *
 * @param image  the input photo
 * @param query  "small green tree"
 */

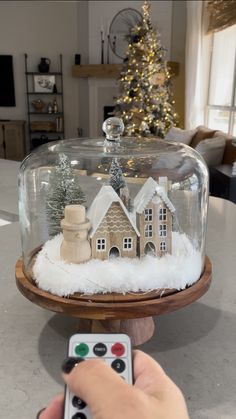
xmin=46 ymin=153 xmax=86 ymax=237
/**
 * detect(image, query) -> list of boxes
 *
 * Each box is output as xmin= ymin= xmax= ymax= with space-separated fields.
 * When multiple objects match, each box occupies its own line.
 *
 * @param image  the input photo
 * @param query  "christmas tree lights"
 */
xmin=115 ymin=0 xmax=177 ymax=138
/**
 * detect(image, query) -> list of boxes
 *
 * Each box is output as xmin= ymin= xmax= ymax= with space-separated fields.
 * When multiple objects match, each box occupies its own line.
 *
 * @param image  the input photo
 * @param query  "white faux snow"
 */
xmin=33 ymin=232 xmax=202 ymax=297
xmin=87 ymin=185 xmax=139 ymax=237
xmin=133 ymin=177 xmax=175 ymax=214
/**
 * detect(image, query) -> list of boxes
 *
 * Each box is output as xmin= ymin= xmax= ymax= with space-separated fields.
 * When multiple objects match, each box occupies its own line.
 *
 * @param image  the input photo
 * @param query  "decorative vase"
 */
xmin=38 ymin=57 xmax=51 ymax=73
xmin=53 ymin=98 xmax=58 ymax=113
xmin=31 ymin=99 xmax=46 ymax=112
xmin=47 ymin=103 xmax=53 ymax=114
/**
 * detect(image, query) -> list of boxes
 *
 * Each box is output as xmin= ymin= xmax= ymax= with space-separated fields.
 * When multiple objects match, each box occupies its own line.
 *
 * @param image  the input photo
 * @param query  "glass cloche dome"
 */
xmin=18 ymin=118 xmax=209 ymax=297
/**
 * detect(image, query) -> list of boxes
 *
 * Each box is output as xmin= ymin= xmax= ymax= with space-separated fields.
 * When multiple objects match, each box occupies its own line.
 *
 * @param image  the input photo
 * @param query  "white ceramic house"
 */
xmin=86 ymin=177 xmax=175 ymax=261
xmin=133 ymin=177 xmax=175 ymax=257
xmin=87 ymin=185 xmax=139 ymax=260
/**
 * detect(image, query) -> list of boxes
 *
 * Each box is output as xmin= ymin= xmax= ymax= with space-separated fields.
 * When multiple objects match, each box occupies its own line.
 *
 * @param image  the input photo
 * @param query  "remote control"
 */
xmin=64 ymin=333 xmax=133 ymax=419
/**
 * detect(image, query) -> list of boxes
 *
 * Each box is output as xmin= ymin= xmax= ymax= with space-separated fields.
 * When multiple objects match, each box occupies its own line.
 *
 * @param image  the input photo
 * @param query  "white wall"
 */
xmin=0 ymin=1 xmax=185 ymax=142
xmin=88 ymin=1 xmax=173 ymax=64
xmin=77 ymin=0 xmax=90 ymax=137
xmin=0 ymin=1 xmax=80 ymax=140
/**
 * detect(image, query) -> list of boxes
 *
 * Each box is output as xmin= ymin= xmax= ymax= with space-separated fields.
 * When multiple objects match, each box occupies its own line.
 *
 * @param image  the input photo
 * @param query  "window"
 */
xmin=123 ymin=237 xmax=132 ymax=250
xmin=159 ymin=224 xmax=167 ymax=237
xmin=160 ymin=241 xmax=166 ymax=251
xmin=145 ymin=224 xmax=153 ymax=238
xmin=206 ymin=24 xmax=236 ymax=134
xmin=145 ymin=208 xmax=152 ymax=221
xmin=159 ymin=208 xmax=167 ymax=221
xmin=96 ymin=238 xmax=106 ymax=251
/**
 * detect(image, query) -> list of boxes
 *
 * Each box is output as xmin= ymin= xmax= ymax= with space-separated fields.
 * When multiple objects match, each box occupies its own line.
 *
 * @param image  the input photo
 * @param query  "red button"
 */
xmin=111 ymin=342 xmax=125 ymax=356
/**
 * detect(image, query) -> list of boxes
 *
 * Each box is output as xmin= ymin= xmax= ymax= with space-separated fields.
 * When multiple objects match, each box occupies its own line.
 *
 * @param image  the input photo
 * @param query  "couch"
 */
xmin=165 ymin=125 xmax=236 ymax=202
xmin=190 ymin=125 xmax=236 ymax=165
xmin=165 ymin=125 xmax=236 ymax=167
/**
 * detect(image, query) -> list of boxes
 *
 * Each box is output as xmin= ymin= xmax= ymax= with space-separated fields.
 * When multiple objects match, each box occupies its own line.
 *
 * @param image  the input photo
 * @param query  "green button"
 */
xmin=74 ymin=343 xmax=89 ymax=357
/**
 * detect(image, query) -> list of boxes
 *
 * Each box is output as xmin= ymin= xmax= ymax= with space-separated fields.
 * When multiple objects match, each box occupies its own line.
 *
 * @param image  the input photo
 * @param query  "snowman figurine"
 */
xmin=60 ymin=205 xmax=91 ymax=264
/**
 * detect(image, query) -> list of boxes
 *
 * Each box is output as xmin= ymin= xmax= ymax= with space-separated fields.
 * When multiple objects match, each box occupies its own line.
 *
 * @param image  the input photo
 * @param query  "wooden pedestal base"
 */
xmin=15 ymin=256 xmax=212 ymax=345
xmin=78 ymin=317 xmax=155 ymax=346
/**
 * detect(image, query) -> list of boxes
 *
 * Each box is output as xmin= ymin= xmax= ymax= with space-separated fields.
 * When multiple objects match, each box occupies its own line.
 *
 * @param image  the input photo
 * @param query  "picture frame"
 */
xmin=33 ymin=75 xmax=55 ymax=93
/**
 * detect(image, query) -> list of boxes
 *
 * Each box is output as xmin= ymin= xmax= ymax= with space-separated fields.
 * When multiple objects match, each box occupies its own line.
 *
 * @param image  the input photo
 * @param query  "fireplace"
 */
xmin=104 ymin=106 xmax=115 ymax=121
xmin=88 ymin=78 xmax=118 ymax=137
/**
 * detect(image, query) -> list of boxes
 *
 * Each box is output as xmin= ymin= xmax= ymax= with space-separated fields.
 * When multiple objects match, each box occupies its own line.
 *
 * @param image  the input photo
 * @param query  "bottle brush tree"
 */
xmin=46 ymin=153 xmax=86 ymax=237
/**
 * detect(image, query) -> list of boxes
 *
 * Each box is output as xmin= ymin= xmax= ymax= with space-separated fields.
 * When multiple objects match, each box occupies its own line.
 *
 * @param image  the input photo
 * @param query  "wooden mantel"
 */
xmin=72 ymin=62 xmax=179 ymax=79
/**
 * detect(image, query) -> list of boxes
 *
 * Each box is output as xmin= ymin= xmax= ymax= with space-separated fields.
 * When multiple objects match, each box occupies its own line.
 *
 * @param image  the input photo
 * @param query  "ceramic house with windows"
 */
xmin=133 ymin=177 xmax=175 ymax=257
xmin=87 ymin=185 xmax=140 ymax=261
xmin=60 ymin=176 xmax=175 ymax=264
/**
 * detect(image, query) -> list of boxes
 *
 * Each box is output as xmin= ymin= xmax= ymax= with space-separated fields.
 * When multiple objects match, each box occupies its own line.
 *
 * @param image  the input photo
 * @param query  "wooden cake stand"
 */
xmin=15 ymin=256 xmax=212 ymax=345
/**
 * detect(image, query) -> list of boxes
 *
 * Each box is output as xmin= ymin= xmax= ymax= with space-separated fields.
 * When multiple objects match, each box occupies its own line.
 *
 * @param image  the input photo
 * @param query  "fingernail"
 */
xmin=62 ymin=357 xmax=84 ymax=374
xmin=36 ymin=407 xmax=46 ymax=419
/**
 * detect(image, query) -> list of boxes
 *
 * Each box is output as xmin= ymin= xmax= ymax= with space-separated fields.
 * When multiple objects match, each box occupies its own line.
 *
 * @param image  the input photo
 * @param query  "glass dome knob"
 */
xmin=102 ymin=117 xmax=124 ymax=142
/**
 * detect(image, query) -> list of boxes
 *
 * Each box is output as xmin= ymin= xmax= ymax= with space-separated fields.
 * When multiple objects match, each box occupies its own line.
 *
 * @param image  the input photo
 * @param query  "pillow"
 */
xmin=165 ymin=127 xmax=197 ymax=145
xmin=190 ymin=125 xmax=217 ymax=148
xmin=195 ymin=136 xmax=226 ymax=167
xmin=213 ymin=130 xmax=236 ymax=164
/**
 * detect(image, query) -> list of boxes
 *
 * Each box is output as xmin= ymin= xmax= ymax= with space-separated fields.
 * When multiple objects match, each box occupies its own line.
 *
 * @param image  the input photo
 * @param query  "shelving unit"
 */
xmin=24 ymin=54 xmax=65 ymax=150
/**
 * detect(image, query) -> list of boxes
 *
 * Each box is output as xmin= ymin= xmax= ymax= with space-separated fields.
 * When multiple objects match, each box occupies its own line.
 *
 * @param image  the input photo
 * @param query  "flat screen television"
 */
xmin=0 ymin=55 xmax=16 ymax=107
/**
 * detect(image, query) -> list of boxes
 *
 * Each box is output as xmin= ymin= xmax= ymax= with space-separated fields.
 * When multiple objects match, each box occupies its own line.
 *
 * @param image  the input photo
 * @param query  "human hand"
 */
xmin=38 ymin=394 xmax=64 ymax=419
xmin=39 ymin=350 xmax=189 ymax=419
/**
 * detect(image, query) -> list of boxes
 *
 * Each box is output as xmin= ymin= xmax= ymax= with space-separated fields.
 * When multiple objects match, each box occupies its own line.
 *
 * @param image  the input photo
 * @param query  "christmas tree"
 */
xmin=109 ymin=158 xmax=133 ymax=211
xmin=46 ymin=153 xmax=86 ymax=237
xmin=115 ymin=0 xmax=177 ymax=138
xmin=109 ymin=158 xmax=126 ymax=195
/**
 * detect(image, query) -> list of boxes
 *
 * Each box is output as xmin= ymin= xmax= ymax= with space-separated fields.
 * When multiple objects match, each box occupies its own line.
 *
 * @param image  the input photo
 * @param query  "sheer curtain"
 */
xmin=185 ymin=1 xmax=212 ymax=129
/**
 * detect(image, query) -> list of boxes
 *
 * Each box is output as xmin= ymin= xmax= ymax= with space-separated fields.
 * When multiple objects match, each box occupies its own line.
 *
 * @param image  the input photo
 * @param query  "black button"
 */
xmin=111 ymin=358 xmax=126 ymax=373
xmin=72 ymin=396 xmax=86 ymax=409
xmin=72 ymin=413 xmax=87 ymax=419
xmin=93 ymin=342 xmax=107 ymax=357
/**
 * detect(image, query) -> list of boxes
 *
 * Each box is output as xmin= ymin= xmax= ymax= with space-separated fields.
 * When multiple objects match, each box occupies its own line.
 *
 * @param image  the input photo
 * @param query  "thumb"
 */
xmin=40 ymin=394 xmax=64 ymax=419
xmin=133 ymin=349 xmax=168 ymax=395
xmin=62 ymin=358 xmax=131 ymax=413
